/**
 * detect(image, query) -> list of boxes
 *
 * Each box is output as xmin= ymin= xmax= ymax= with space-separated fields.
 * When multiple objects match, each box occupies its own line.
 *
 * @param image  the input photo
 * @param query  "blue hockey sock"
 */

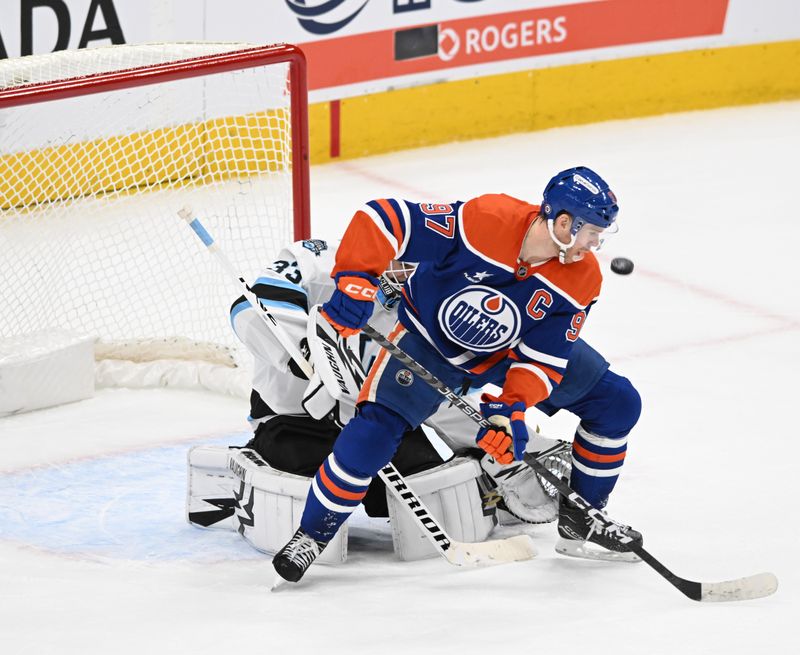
xmin=301 ymin=453 xmax=371 ymax=542
xmin=300 ymin=403 xmax=410 ymax=542
xmin=569 ymin=425 xmax=627 ymax=509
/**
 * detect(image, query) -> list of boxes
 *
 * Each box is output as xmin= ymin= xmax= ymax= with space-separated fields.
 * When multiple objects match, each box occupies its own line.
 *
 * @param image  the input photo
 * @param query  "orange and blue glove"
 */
xmin=321 ymin=271 xmax=379 ymax=337
xmin=476 ymin=396 xmax=529 ymax=464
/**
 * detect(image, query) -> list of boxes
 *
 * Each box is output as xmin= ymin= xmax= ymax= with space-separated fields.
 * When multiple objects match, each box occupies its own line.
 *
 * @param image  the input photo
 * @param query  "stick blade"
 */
xmin=445 ymin=534 xmax=537 ymax=567
xmin=700 ymin=572 xmax=778 ymax=602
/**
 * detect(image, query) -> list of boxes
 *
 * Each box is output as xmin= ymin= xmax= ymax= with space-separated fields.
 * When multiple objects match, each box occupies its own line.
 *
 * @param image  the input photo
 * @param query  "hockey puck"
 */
xmin=610 ymin=257 xmax=634 ymax=275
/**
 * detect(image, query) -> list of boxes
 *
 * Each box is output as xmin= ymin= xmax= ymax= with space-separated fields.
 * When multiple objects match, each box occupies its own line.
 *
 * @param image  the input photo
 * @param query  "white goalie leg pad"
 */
xmin=186 ymin=445 xmax=237 ymax=530
xmin=387 ymin=457 xmax=496 ymax=562
xmin=226 ymin=449 xmax=347 ymax=565
xmin=187 ymin=446 xmax=347 ymax=564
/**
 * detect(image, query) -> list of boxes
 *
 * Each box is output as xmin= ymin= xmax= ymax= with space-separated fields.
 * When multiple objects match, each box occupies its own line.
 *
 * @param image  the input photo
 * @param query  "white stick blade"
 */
xmin=701 ymin=572 xmax=778 ymax=602
xmin=444 ymin=535 xmax=537 ymax=567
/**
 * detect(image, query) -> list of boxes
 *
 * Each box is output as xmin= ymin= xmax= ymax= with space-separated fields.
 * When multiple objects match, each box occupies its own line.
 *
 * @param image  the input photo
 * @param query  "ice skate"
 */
xmin=272 ymin=528 xmax=328 ymax=583
xmin=555 ymin=496 xmax=642 ymax=563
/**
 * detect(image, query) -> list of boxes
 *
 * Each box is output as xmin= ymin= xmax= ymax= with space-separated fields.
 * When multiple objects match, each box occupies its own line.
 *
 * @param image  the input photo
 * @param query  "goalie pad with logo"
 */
xmin=386 ymin=457 xmax=497 ymax=562
xmin=186 ymin=446 xmax=347 ymax=564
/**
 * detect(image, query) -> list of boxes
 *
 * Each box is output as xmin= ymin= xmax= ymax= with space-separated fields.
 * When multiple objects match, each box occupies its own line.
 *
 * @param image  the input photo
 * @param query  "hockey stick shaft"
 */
xmin=361 ymin=323 xmax=777 ymax=601
xmin=179 ymin=209 xmax=531 ymax=566
xmin=178 ymin=207 xmax=313 ymax=380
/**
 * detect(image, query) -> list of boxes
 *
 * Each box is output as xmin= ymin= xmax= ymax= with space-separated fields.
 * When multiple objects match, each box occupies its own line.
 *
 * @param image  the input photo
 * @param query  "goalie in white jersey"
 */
xmin=187 ymin=239 xmax=566 ymax=555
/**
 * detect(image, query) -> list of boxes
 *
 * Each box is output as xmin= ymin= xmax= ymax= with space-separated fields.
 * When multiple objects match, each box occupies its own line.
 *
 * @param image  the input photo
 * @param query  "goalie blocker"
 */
xmin=187 ymin=445 xmax=496 ymax=562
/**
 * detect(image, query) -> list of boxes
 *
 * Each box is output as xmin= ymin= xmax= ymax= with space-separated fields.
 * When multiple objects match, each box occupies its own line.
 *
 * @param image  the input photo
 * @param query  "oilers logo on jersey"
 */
xmin=438 ymin=286 xmax=521 ymax=352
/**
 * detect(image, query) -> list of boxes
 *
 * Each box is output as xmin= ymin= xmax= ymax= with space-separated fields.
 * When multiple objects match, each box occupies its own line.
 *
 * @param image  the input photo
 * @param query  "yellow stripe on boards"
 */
xmin=308 ymin=39 xmax=800 ymax=164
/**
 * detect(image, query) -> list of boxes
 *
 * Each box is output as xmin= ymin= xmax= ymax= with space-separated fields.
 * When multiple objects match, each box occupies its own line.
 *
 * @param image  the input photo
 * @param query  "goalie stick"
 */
xmin=179 ymin=208 xmax=536 ymax=568
xmin=178 ymin=207 xmax=313 ymax=381
xmin=360 ymin=323 xmax=778 ymax=602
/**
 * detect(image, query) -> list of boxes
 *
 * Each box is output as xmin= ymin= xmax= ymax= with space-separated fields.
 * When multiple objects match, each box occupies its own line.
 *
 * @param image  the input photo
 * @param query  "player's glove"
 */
xmin=321 ymin=271 xmax=379 ymax=337
xmin=475 ymin=395 xmax=529 ymax=464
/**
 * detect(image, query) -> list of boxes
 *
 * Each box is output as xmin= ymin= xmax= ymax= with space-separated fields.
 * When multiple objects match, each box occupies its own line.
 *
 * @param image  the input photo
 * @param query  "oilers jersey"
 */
xmin=332 ymin=194 xmax=603 ymax=408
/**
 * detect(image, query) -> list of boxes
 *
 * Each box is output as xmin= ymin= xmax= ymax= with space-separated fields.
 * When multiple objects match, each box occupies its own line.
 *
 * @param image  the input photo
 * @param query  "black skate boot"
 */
xmin=556 ymin=496 xmax=642 ymax=562
xmin=272 ymin=528 xmax=328 ymax=584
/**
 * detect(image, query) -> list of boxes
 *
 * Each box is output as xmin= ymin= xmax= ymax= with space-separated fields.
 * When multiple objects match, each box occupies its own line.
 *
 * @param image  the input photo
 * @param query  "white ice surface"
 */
xmin=1 ymin=101 xmax=799 ymax=654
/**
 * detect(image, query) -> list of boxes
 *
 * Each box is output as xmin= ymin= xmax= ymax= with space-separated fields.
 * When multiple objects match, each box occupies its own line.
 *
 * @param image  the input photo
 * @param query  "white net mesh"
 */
xmin=0 ymin=43 xmax=303 ymax=383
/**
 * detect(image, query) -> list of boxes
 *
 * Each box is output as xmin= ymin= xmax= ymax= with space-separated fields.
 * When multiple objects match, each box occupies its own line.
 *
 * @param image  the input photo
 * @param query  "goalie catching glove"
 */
xmin=476 ymin=395 xmax=529 ymax=464
xmin=320 ymin=271 xmax=379 ymax=336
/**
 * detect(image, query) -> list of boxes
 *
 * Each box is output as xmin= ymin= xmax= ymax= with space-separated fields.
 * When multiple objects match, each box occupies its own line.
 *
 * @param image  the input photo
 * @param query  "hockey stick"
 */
xmin=178 ymin=207 xmax=313 ymax=380
xmin=361 ymin=323 xmax=778 ymax=602
xmin=179 ymin=208 xmax=535 ymax=567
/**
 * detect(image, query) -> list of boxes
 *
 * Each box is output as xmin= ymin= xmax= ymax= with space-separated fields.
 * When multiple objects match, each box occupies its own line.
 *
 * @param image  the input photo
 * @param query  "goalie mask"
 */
xmin=377 ymin=261 xmax=416 ymax=310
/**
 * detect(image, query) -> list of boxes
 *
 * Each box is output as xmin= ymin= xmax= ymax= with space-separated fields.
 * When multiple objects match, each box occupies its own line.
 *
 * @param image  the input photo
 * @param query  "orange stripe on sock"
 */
xmin=572 ymin=441 xmax=626 ymax=463
xmin=318 ymin=465 xmax=367 ymax=502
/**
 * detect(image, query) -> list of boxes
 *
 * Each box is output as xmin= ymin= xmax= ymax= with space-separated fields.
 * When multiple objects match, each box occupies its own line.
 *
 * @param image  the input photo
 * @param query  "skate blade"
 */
xmin=270 ymin=574 xmax=289 ymax=592
xmin=555 ymin=537 xmax=642 ymax=563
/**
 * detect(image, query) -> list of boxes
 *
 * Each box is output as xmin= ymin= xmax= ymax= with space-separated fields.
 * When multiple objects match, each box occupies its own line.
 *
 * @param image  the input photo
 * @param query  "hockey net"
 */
xmin=0 ymin=43 xmax=309 ymax=397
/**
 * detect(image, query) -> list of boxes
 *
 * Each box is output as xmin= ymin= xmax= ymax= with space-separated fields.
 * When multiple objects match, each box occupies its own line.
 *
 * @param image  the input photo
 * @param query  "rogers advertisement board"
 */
xmin=300 ymin=0 xmax=729 ymax=91
xmin=1 ymin=0 xmax=798 ymax=100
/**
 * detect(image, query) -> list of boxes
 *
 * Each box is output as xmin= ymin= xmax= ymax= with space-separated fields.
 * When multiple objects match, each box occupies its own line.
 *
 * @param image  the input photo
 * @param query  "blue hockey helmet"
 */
xmin=542 ymin=166 xmax=619 ymax=236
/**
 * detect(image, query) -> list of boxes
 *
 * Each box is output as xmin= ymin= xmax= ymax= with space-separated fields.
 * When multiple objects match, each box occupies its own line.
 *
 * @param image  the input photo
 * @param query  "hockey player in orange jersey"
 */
xmin=273 ymin=166 xmax=643 ymax=583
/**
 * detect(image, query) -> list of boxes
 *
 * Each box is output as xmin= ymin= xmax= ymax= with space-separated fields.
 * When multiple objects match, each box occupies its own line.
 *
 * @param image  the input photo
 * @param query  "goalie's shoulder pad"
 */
xmin=284 ymin=239 xmax=338 ymax=285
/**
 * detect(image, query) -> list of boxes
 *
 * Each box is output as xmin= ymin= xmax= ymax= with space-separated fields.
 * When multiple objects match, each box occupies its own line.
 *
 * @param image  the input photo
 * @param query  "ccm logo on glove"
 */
xmin=342 ymin=279 xmax=378 ymax=300
xmin=475 ymin=397 xmax=529 ymax=464
xmin=321 ymin=271 xmax=380 ymax=337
